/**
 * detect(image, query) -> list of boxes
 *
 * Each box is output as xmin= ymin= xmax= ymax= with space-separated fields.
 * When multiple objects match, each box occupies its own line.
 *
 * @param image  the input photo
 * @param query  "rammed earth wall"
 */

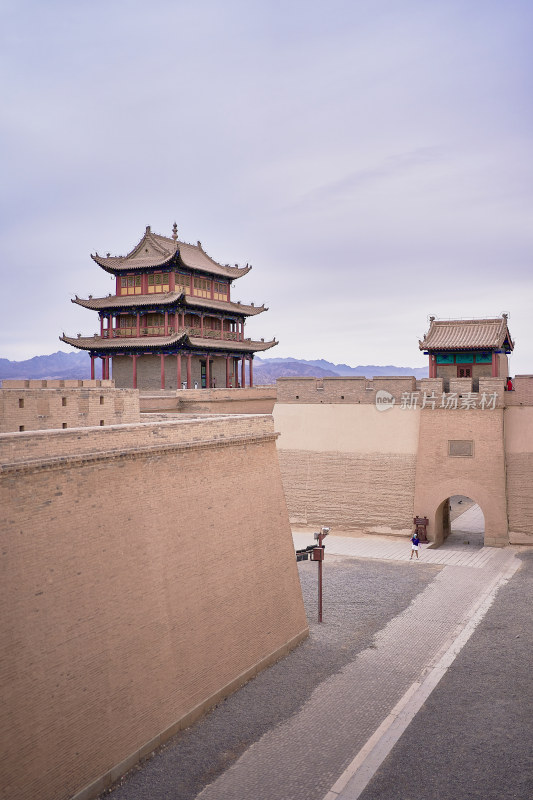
xmin=274 ymin=376 xmax=533 ymax=545
xmin=0 ymin=414 xmax=308 ymax=800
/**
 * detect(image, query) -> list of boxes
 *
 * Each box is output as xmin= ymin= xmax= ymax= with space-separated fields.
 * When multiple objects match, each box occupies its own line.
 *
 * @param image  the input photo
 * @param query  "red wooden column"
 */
xmin=187 ymin=354 xmax=192 ymax=388
xmin=234 ymin=357 xmax=240 ymax=387
xmin=177 ymin=353 xmax=182 ymax=388
xmin=175 ymin=311 xmax=179 ymax=332
xmin=132 ymin=354 xmax=137 ymax=389
xmin=164 ymin=311 xmax=169 ymax=336
xmin=492 ymin=351 xmax=498 ymax=377
xmin=225 ymin=356 xmax=230 ymax=388
xmin=206 ymin=356 xmax=210 ymax=389
xmin=100 ymin=315 xmax=104 ymax=337
xmin=429 ymin=354 xmax=437 ymax=378
xmin=241 ymin=356 xmax=246 ymax=388
xmin=249 ymin=357 xmax=253 ymax=387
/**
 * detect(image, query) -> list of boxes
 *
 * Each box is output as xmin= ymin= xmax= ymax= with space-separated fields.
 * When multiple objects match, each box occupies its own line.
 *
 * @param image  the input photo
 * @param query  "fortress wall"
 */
xmin=505 ymin=374 xmax=533 ymax=405
xmin=504 ymin=405 xmax=533 ymax=543
xmin=276 ymin=376 xmax=417 ymax=404
xmin=0 ymin=383 xmax=139 ymax=433
xmin=139 ymin=387 xmax=277 ymax=415
xmin=414 ymin=404 xmax=508 ymax=546
xmin=0 ymin=415 xmax=307 ymax=800
xmin=0 ymin=413 xmax=275 ymax=475
xmin=274 ymin=402 xmax=419 ymax=531
xmin=274 ymin=375 xmax=533 ymax=541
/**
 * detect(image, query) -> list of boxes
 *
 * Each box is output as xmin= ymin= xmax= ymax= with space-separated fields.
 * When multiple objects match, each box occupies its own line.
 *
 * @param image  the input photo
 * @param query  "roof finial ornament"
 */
xmin=172 ymin=222 xmax=178 ymax=241
xmin=502 ymin=312 xmax=508 ymax=320
xmin=429 ymin=315 xmax=436 ymax=322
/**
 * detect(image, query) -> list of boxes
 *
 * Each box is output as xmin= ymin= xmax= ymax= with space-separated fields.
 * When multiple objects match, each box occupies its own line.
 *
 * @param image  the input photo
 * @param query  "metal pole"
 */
xmin=318 ymin=555 xmax=323 ymax=623
xmin=315 ymin=527 xmax=329 ymax=623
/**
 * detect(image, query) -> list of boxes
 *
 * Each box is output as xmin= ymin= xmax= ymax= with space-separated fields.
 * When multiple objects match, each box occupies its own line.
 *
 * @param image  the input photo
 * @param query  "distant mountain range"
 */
xmin=0 ymin=351 xmax=428 ymax=384
xmin=254 ymin=357 xmax=428 ymax=382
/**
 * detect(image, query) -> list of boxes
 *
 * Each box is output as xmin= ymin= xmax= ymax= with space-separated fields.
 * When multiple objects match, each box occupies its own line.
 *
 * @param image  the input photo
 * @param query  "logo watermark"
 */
xmin=375 ymin=390 xmax=499 ymax=411
xmin=375 ymin=390 xmax=396 ymax=412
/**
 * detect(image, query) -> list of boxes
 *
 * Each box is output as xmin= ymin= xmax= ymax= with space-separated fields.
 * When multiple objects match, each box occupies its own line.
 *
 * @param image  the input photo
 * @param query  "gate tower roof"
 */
xmin=419 ymin=315 xmax=514 ymax=352
xmin=91 ymin=225 xmax=251 ymax=280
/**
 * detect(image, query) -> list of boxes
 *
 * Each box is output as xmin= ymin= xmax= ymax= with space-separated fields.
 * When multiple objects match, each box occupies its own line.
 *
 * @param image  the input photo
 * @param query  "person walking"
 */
xmin=410 ymin=532 xmax=420 ymax=559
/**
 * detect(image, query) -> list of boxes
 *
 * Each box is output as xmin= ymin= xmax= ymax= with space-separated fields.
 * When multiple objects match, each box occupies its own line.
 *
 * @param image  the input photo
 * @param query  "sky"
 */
xmin=1 ymin=0 xmax=532 ymax=372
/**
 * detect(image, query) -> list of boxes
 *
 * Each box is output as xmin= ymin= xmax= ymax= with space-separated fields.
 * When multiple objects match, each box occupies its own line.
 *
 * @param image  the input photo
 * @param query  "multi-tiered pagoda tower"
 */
xmin=61 ymin=225 xmax=277 ymax=389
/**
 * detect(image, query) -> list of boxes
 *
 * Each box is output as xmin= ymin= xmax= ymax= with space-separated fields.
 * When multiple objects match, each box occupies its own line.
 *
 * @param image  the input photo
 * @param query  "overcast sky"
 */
xmin=1 ymin=0 xmax=532 ymax=372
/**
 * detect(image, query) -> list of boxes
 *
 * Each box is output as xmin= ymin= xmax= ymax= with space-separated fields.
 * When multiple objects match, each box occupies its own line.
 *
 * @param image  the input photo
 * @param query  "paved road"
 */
xmin=293 ymin=529 xmax=495 ymax=567
xmin=356 ymin=549 xmax=533 ymax=800
xmin=100 ymin=536 xmax=529 ymax=800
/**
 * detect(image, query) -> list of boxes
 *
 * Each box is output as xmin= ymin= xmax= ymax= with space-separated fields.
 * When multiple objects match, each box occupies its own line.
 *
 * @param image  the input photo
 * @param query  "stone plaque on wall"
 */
xmin=448 ymin=439 xmax=474 ymax=457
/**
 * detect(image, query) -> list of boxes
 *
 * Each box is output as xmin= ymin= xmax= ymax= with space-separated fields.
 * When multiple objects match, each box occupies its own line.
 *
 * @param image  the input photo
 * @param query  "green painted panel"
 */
xmin=475 ymin=352 xmax=492 ymax=363
xmin=455 ymin=352 xmax=474 ymax=364
xmin=436 ymin=354 xmax=454 ymax=364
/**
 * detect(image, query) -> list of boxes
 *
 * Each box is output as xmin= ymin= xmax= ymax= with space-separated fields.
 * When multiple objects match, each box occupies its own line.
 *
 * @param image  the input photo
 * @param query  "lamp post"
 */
xmin=311 ymin=526 xmax=330 ymax=622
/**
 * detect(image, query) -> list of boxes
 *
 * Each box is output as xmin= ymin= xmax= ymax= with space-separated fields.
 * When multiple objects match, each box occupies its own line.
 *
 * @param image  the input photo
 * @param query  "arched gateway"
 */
xmin=423 ymin=488 xmax=491 ymax=547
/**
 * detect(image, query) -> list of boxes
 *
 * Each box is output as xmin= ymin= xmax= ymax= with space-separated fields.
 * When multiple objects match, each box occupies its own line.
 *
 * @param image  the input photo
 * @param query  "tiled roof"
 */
xmin=419 ymin=316 xmax=514 ymax=351
xmin=188 ymin=336 xmax=277 ymax=352
xmin=60 ymin=333 xmax=187 ymax=351
xmin=60 ymin=332 xmax=277 ymax=353
xmin=72 ymin=293 xmax=266 ymax=316
xmin=183 ymin=296 xmax=264 ymax=315
xmin=73 ymin=292 xmax=184 ymax=310
xmin=91 ymin=226 xmax=250 ymax=279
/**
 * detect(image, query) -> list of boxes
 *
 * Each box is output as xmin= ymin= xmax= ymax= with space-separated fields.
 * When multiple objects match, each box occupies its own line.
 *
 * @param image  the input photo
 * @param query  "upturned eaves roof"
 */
xmin=72 ymin=293 xmax=265 ymax=316
xmin=419 ymin=316 xmax=514 ymax=351
xmin=91 ymin=227 xmax=251 ymax=279
xmin=59 ymin=333 xmax=277 ymax=353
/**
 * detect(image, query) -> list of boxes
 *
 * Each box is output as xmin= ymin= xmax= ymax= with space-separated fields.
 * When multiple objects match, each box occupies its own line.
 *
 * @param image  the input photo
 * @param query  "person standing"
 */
xmin=410 ymin=532 xmax=420 ymax=559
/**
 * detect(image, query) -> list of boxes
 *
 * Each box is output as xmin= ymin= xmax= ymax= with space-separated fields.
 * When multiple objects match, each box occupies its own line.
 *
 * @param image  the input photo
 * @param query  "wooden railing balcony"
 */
xmin=101 ymin=326 xmax=242 ymax=341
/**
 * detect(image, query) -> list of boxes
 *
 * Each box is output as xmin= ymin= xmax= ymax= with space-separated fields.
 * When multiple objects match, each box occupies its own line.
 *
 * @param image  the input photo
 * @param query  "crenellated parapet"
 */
xmin=275 ymin=375 xmax=517 ymax=409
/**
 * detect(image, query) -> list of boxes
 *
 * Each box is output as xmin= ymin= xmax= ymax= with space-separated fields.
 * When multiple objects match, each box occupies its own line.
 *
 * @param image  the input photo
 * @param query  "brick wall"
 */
xmin=139 ymin=387 xmax=277 ymax=415
xmin=504 ymin=375 xmax=533 ymax=406
xmin=504 ymin=405 xmax=533 ymax=544
xmin=0 ymin=415 xmax=308 ymax=800
xmin=278 ymin=450 xmax=417 ymax=531
xmin=414 ymin=406 xmax=508 ymax=546
xmin=0 ymin=381 xmax=139 ymax=433
xmin=276 ymin=376 xmax=417 ymax=404
xmin=275 ymin=375 xmax=533 ymax=543
xmin=274 ymin=401 xmax=420 ymax=532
